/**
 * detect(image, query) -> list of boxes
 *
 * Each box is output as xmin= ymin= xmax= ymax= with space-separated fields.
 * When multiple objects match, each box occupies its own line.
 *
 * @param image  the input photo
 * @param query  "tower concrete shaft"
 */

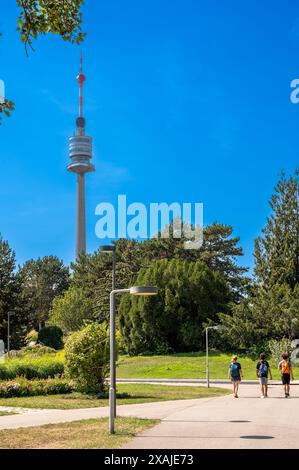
xmin=67 ymin=54 xmax=95 ymax=259
xmin=76 ymin=173 xmax=86 ymax=257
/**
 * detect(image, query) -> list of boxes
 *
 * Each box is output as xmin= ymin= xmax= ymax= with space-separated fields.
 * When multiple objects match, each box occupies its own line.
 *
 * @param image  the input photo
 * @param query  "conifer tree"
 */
xmin=254 ymin=170 xmax=299 ymax=289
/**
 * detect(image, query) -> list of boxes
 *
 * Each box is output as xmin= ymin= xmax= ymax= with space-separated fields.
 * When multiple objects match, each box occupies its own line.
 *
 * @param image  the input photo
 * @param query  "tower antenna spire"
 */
xmin=77 ymin=51 xmax=86 ymax=122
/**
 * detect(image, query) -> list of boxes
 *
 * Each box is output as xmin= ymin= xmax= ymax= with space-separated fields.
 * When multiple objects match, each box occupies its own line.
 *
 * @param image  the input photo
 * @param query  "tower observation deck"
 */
xmin=67 ymin=53 xmax=95 ymax=259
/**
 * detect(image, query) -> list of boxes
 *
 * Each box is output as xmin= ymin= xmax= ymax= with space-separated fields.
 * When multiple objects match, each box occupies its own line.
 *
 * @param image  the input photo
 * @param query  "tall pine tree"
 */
xmin=254 ymin=170 xmax=299 ymax=289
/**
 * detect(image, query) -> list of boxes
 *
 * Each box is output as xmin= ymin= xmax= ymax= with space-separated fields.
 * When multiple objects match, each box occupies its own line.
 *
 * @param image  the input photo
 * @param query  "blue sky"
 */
xmin=0 ymin=0 xmax=298 ymax=272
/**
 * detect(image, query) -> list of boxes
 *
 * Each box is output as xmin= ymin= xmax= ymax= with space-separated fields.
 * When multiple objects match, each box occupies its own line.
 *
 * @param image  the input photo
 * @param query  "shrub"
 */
xmin=38 ymin=326 xmax=64 ymax=350
xmin=8 ymin=344 xmax=57 ymax=358
xmin=246 ymin=340 xmax=271 ymax=360
xmin=0 ymin=377 xmax=73 ymax=398
xmin=268 ymin=338 xmax=295 ymax=367
xmin=65 ymin=322 xmax=110 ymax=393
xmin=0 ymin=355 xmax=64 ymax=380
xmin=25 ymin=330 xmax=38 ymax=345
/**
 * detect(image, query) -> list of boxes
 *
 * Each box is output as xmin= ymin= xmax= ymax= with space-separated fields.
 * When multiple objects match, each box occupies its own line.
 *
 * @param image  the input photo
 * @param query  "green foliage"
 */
xmin=65 ymin=323 xmax=110 ymax=393
xmin=9 ymin=343 xmax=56 ymax=357
xmin=25 ymin=329 xmax=38 ymax=345
xmin=0 ymin=1 xmax=85 ymax=124
xmin=254 ymin=170 xmax=299 ymax=290
xmin=0 ymin=354 xmax=64 ymax=380
xmin=0 ymin=99 xmax=15 ymax=125
xmin=38 ymin=325 xmax=64 ymax=350
xmin=268 ymin=338 xmax=295 ymax=367
xmin=16 ymin=0 xmax=85 ymax=53
xmin=116 ymin=330 xmax=126 ymax=354
xmin=0 ymin=377 xmax=73 ymax=398
xmin=49 ymin=287 xmax=94 ymax=335
xmin=246 ymin=340 xmax=271 ymax=361
xmin=119 ymin=259 xmax=231 ymax=355
xmin=0 ymin=235 xmax=26 ymax=349
xmin=219 ymin=282 xmax=299 ymax=349
xmin=18 ymin=256 xmax=70 ymax=330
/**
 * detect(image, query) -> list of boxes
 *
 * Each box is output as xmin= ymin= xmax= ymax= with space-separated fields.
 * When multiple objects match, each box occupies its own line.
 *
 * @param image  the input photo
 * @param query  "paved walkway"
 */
xmin=1 ymin=383 xmax=299 ymax=449
xmin=124 ymin=383 xmax=299 ymax=449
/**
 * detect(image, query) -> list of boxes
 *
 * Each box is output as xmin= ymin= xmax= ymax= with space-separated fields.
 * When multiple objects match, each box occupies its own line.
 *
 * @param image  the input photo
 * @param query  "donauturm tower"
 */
xmin=67 ymin=53 xmax=95 ymax=259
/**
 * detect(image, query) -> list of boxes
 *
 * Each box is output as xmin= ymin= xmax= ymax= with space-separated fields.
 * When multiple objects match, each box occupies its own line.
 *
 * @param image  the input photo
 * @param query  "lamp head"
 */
xmin=100 ymin=245 xmax=116 ymax=253
xmin=129 ymin=286 xmax=159 ymax=296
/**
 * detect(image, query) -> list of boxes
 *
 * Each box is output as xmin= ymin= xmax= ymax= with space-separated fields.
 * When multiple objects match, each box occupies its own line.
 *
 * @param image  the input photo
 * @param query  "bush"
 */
xmin=25 ymin=330 xmax=38 ymax=345
xmin=7 ymin=344 xmax=57 ymax=358
xmin=268 ymin=338 xmax=295 ymax=367
xmin=246 ymin=340 xmax=271 ymax=360
xmin=38 ymin=326 xmax=64 ymax=350
xmin=0 ymin=377 xmax=73 ymax=398
xmin=0 ymin=355 xmax=64 ymax=380
xmin=65 ymin=322 xmax=110 ymax=393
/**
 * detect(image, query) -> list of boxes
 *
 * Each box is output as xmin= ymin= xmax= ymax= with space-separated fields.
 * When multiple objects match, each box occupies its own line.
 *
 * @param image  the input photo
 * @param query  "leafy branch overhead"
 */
xmin=0 ymin=99 xmax=15 ymax=124
xmin=16 ymin=0 xmax=86 ymax=53
xmin=0 ymin=0 xmax=85 ymax=124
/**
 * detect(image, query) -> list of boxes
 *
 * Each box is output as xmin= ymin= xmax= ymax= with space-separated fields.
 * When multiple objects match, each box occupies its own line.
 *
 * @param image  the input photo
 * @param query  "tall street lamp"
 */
xmin=109 ymin=285 xmax=158 ymax=434
xmin=7 ymin=311 xmax=15 ymax=355
xmin=205 ymin=324 xmax=225 ymax=388
xmin=100 ymin=245 xmax=116 ymax=417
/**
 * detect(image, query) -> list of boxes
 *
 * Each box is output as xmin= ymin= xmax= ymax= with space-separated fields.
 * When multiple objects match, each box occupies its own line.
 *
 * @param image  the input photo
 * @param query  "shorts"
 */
xmin=281 ymin=374 xmax=290 ymax=385
xmin=259 ymin=377 xmax=268 ymax=385
xmin=231 ymin=376 xmax=241 ymax=382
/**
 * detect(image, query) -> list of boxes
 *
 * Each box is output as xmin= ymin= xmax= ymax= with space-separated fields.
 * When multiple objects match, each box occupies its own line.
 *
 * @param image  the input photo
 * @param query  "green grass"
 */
xmin=117 ymin=352 xmax=287 ymax=380
xmin=0 ymin=417 xmax=158 ymax=449
xmin=0 ymin=383 xmax=229 ymax=409
xmin=0 ymin=411 xmax=17 ymax=416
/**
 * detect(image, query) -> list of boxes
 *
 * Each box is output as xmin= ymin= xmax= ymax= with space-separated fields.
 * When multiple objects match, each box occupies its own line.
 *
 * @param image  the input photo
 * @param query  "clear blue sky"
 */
xmin=0 ymin=0 xmax=298 ymax=272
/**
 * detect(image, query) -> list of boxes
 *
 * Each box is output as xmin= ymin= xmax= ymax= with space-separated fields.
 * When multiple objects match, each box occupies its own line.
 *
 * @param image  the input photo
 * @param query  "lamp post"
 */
xmin=100 ymin=245 xmax=116 ymax=417
xmin=205 ymin=325 xmax=225 ymax=388
xmin=7 ymin=311 xmax=15 ymax=355
xmin=109 ymin=285 xmax=158 ymax=434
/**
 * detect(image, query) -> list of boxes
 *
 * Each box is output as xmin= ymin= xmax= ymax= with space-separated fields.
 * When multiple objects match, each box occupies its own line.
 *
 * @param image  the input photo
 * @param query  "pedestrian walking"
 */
xmin=228 ymin=355 xmax=243 ymax=398
xmin=278 ymin=352 xmax=294 ymax=398
xmin=256 ymin=353 xmax=272 ymax=398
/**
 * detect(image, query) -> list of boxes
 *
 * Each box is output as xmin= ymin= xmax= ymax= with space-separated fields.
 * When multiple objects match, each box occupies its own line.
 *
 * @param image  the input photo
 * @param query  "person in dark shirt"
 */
xmin=228 ymin=355 xmax=243 ymax=398
xmin=256 ymin=353 xmax=272 ymax=398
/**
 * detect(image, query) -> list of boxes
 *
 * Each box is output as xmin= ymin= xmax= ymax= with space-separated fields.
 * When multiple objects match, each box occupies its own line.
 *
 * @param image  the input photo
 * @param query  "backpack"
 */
xmin=281 ymin=360 xmax=290 ymax=374
xmin=258 ymin=361 xmax=268 ymax=378
xmin=230 ymin=362 xmax=239 ymax=377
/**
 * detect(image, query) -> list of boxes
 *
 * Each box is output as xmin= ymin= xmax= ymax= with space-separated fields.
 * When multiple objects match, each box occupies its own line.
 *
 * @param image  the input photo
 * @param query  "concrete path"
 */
xmin=124 ymin=383 xmax=299 ymax=449
xmin=1 ymin=383 xmax=299 ymax=449
xmin=0 ymin=398 xmax=210 ymax=430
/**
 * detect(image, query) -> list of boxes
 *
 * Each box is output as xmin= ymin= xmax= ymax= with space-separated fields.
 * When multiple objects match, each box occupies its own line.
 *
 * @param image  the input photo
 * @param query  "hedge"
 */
xmin=0 ymin=356 xmax=64 ymax=380
xmin=0 ymin=377 xmax=73 ymax=398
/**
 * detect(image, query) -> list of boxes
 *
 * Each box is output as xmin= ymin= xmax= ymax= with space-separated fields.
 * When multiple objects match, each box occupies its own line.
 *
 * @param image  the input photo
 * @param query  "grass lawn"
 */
xmin=0 ymin=417 xmax=158 ymax=449
xmin=0 ymin=383 xmax=229 ymax=409
xmin=117 ymin=352 xmax=286 ymax=380
xmin=0 ymin=411 xmax=17 ymax=416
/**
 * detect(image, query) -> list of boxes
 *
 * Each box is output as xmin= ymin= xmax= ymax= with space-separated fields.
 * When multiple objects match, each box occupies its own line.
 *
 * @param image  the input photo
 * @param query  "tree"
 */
xmin=219 ymin=283 xmax=299 ymax=348
xmin=0 ymin=236 xmax=29 ymax=349
xmin=254 ymin=170 xmax=299 ymax=290
xmin=0 ymin=0 xmax=85 ymax=123
xmin=141 ymin=221 xmax=249 ymax=300
xmin=71 ymin=240 xmax=146 ymax=323
xmin=65 ymin=322 xmax=110 ymax=393
xmin=18 ymin=256 xmax=70 ymax=330
xmin=49 ymin=287 xmax=94 ymax=335
xmin=119 ymin=259 xmax=231 ymax=355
